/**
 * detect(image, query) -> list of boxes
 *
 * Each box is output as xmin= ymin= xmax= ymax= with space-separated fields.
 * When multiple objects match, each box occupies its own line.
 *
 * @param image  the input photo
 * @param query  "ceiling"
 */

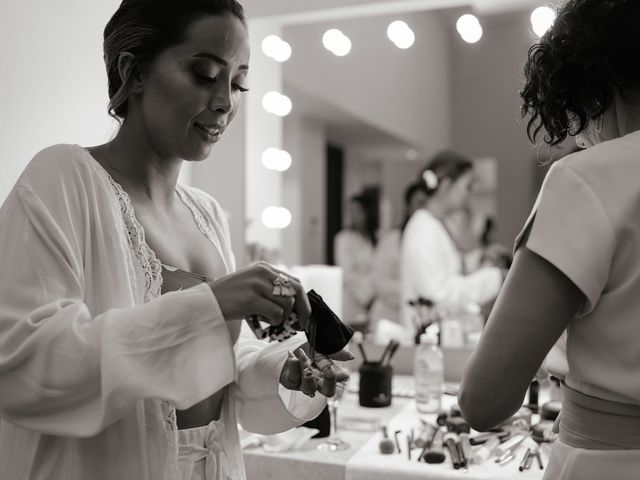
xmin=284 ymin=81 xmax=415 ymax=155
xmin=241 ymin=0 xmax=544 ymax=22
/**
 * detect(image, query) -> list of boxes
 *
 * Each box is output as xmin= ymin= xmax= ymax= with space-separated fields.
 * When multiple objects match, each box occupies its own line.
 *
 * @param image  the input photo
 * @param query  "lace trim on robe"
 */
xmin=175 ymin=185 xmax=229 ymax=274
xmin=82 ymin=152 xmax=180 ymax=475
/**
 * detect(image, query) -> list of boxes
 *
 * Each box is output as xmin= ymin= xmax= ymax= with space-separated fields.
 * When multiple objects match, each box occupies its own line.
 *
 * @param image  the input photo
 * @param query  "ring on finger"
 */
xmin=272 ymin=272 xmax=296 ymax=297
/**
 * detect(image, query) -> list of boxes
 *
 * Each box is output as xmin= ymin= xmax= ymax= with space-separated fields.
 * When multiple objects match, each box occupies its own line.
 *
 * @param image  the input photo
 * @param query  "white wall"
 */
xmin=450 ymin=10 xmax=538 ymax=245
xmin=244 ymin=20 xmax=285 ymax=252
xmin=282 ymin=10 xmax=451 ymax=153
xmin=0 ymin=0 xmax=123 ymax=204
xmin=380 ymin=158 xmax=424 ymax=227
xmin=282 ymin=114 xmax=327 ymax=266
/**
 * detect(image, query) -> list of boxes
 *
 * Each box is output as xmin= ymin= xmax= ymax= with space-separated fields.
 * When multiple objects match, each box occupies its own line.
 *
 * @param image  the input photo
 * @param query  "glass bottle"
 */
xmin=415 ymin=332 xmax=444 ymax=413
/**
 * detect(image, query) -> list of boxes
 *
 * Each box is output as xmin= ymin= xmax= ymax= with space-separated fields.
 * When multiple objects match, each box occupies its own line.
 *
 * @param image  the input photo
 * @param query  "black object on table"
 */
xmin=302 ymin=405 xmax=330 ymax=438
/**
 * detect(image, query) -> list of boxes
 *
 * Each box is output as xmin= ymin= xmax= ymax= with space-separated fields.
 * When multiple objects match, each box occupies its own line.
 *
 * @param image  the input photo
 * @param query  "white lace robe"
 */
xmin=0 ymin=144 xmax=325 ymax=480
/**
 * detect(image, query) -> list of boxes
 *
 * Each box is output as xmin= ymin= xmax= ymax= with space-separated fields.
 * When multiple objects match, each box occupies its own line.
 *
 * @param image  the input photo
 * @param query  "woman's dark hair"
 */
xmin=350 ymin=190 xmax=379 ymax=246
xmin=419 ymin=150 xmax=473 ymax=197
xmin=104 ymin=0 xmax=245 ymax=121
xmin=403 ymin=182 xmax=424 ymax=208
xmin=521 ymin=0 xmax=640 ymax=146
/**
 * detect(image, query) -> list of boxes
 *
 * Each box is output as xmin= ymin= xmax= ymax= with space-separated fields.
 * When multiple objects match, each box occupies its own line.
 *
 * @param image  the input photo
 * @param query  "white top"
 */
xmin=0 ymin=144 xmax=325 ymax=480
xmin=334 ymin=230 xmax=375 ymax=324
xmin=514 ymin=130 xmax=640 ymax=404
xmin=400 ymin=209 xmax=502 ymax=330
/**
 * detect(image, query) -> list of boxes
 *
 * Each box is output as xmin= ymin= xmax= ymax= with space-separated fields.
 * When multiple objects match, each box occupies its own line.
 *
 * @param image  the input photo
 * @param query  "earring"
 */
xmin=595 ymin=113 xmax=604 ymax=133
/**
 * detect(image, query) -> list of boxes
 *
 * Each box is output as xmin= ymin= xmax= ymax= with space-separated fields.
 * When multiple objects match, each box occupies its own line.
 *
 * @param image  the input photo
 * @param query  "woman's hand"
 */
xmin=208 ymin=261 xmax=311 ymax=329
xmin=279 ymin=344 xmax=354 ymax=398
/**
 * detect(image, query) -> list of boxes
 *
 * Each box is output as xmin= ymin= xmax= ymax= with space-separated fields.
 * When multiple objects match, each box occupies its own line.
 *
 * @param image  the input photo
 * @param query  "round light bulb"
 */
xmin=393 ymin=29 xmax=415 ymax=49
xmin=272 ymin=40 xmax=292 ymax=62
xmin=275 ymin=93 xmax=292 ymax=117
xmin=387 ymin=20 xmax=409 ymax=39
xmin=531 ymin=6 xmax=556 ymax=38
xmin=261 ymin=207 xmax=292 ymax=229
xmin=262 ymin=148 xmax=292 ymax=171
xmin=332 ymin=35 xmax=352 ymax=57
xmin=262 ymin=91 xmax=292 ymax=117
xmin=387 ymin=20 xmax=415 ymax=49
xmin=322 ymin=29 xmax=344 ymax=52
xmin=456 ymin=14 xmax=483 ymax=44
xmin=261 ymin=35 xmax=283 ymax=58
xmin=262 ymin=91 xmax=281 ymax=114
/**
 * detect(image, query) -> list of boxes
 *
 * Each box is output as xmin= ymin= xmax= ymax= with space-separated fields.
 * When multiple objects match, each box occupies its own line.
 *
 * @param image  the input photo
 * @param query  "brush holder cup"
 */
xmin=358 ymin=362 xmax=393 ymax=408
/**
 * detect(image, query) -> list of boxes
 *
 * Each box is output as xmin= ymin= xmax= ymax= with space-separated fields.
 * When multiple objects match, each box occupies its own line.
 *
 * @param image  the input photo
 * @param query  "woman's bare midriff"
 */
xmin=176 ymin=389 xmax=225 ymax=429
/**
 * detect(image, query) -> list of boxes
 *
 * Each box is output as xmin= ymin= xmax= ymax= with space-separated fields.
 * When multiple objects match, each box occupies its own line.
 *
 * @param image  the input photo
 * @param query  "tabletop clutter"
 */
xmin=349 ymin=328 xmax=559 ymax=474
xmin=243 ymin=290 xmax=561 ymax=476
xmin=353 ymin=296 xmax=562 ymax=474
xmin=370 ymin=401 xmax=558 ymax=473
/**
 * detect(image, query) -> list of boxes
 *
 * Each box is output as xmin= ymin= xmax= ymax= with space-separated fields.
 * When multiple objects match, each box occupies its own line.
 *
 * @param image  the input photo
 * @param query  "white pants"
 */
xmin=543 ymin=440 xmax=640 ymax=480
xmin=177 ymin=420 xmax=232 ymax=480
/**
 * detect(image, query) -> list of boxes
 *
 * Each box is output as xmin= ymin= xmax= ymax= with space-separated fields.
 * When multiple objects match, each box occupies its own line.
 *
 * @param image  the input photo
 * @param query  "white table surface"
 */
xmin=243 ymin=376 xmax=549 ymax=480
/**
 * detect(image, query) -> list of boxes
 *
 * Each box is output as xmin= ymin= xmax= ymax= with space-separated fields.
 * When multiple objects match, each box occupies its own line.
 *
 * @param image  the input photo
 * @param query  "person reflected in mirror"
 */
xmin=369 ymin=182 xmax=427 ymax=336
xmin=400 ymin=150 xmax=506 ymax=337
xmin=334 ymin=190 xmax=378 ymax=331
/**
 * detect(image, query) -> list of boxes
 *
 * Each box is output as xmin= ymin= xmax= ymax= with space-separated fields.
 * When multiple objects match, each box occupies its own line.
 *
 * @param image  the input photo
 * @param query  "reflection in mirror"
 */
xmin=247 ymin=3 xmax=566 ymax=343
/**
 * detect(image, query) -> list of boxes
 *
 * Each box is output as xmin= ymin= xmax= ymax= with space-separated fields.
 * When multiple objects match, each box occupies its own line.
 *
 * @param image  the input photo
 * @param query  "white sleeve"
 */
xmin=514 ymin=162 xmax=616 ymax=316
xmin=0 ymin=185 xmax=236 ymax=437
xmin=231 ymin=327 xmax=326 ymax=435
xmin=404 ymin=218 xmax=502 ymax=307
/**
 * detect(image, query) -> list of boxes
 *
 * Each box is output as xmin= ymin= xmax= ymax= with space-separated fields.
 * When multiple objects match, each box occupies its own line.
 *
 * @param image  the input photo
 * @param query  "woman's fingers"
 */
xmin=252 ymin=297 xmax=285 ymax=326
xmin=261 ymin=290 xmax=294 ymax=324
xmin=313 ymin=352 xmax=334 ymax=374
xmin=301 ymin=368 xmax=318 ymax=396
xmin=318 ymin=369 xmax=336 ymax=397
xmin=331 ymin=364 xmax=350 ymax=383
xmin=280 ymin=348 xmax=348 ymax=398
xmin=280 ymin=351 xmax=302 ymax=390
xmin=313 ymin=352 xmax=351 ymax=383
xmin=328 ymin=349 xmax=356 ymax=362
xmin=287 ymin=275 xmax=311 ymax=330
xmin=293 ymin=347 xmax=312 ymax=369
xmin=258 ymin=264 xmax=309 ymax=328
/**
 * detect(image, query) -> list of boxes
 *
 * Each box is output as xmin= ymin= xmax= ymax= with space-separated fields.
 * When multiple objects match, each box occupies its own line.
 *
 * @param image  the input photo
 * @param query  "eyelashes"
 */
xmin=195 ymin=73 xmax=248 ymax=92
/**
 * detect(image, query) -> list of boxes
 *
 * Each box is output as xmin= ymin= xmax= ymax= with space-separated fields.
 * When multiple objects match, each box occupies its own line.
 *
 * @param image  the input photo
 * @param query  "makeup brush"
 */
xmin=421 ymin=428 xmax=446 ymax=464
xmin=378 ymin=426 xmax=395 ymax=454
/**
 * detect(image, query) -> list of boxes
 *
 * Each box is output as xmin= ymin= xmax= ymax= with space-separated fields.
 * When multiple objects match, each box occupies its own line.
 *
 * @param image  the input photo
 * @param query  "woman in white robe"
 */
xmin=0 ymin=2 xmax=349 ymax=479
xmin=400 ymin=151 xmax=505 ymax=334
xmin=369 ymin=182 xmax=427 ymax=328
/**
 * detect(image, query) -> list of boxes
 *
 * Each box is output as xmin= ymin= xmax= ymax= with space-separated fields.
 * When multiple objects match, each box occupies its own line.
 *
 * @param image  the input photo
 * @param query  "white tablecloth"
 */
xmin=243 ymin=376 xmax=548 ymax=480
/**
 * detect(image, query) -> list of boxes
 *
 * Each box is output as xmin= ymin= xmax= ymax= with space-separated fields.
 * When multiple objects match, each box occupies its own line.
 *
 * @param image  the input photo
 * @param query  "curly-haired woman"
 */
xmin=459 ymin=0 xmax=640 ymax=478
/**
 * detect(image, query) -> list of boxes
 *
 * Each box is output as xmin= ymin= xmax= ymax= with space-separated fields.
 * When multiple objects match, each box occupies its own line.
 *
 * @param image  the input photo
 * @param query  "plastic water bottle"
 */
xmin=414 ymin=332 xmax=444 ymax=413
